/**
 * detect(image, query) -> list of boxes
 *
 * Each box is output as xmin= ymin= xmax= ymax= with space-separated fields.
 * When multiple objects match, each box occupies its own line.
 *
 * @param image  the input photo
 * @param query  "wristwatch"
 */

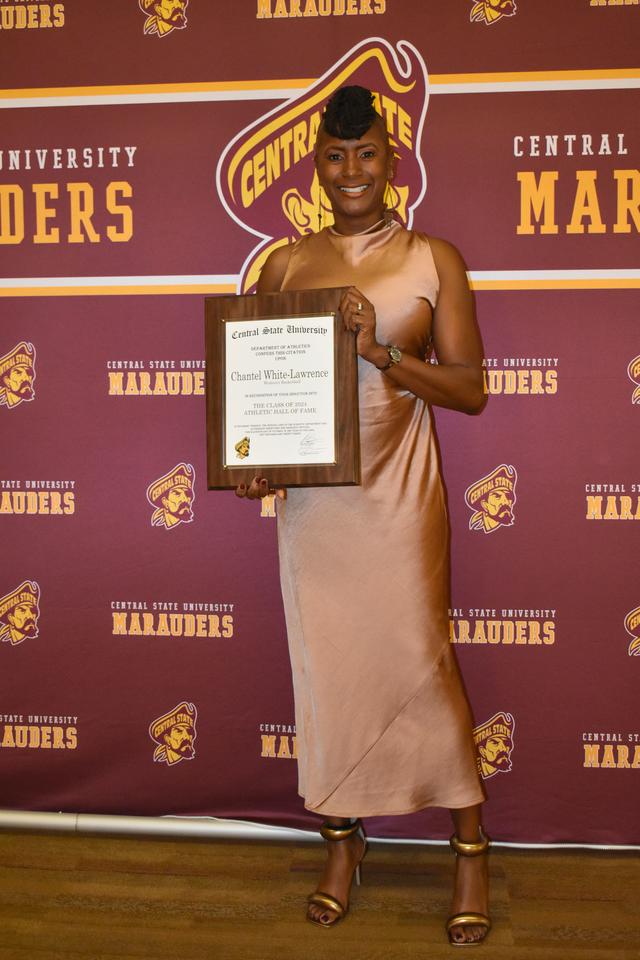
xmin=378 ymin=345 xmax=402 ymax=371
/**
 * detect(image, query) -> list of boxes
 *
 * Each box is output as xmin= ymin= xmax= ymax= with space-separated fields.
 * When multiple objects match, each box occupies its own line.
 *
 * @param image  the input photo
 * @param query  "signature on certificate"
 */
xmin=298 ymin=432 xmax=326 ymax=457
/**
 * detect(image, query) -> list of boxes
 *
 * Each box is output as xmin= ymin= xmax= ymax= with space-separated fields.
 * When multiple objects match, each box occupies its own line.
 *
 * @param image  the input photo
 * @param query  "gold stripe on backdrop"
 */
xmin=0 ymin=80 xmax=316 ymax=99
xmin=1 ymin=278 xmax=639 ymax=296
xmin=1 ymin=68 xmax=639 ymax=101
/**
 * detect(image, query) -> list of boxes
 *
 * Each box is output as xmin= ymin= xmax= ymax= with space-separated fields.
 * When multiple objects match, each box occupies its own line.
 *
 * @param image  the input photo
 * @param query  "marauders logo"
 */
xmin=139 ymin=0 xmax=188 ymax=36
xmin=483 ymin=357 xmax=558 ymax=397
xmin=465 ymin=464 xmax=517 ymax=534
xmin=0 ymin=580 xmax=40 ymax=646
xmin=260 ymin=722 xmax=297 ymax=759
xmin=217 ymin=38 xmax=429 ymax=292
xmin=0 ymin=342 xmax=36 ymax=410
xmin=473 ymin=711 xmax=515 ymax=779
xmin=149 ymin=701 xmax=197 ymax=765
xmin=107 ymin=359 xmax=205 ymax=397
xmin=1 ymin=715 xmax=77 ymax=750
xmin=235 ymin=436 xmax=251 ymax=459
xmin=146 ymin=463 xmax=195 ymax=530
xmin=625 ymin=606 xmax=640 ymax=657
xmin=583 ymin=731 xmax=640 ymax=770
xmin=628 ymin=355 xmax=640 ymax=404
xmin=470 ymin=0 xmax=517 ymax=25
xmin=0 ymin=3 xmax=65 ymax=30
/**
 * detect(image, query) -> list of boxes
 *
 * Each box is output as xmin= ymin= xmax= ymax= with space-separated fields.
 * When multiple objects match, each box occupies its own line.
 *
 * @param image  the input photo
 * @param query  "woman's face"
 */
xmin=314 ymin=119 xmax=394 ymax=233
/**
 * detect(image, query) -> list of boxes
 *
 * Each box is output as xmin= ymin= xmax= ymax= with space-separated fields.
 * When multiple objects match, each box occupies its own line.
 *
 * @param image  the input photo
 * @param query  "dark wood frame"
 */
xmin=205 ymin=287 xmax=360 ymax=489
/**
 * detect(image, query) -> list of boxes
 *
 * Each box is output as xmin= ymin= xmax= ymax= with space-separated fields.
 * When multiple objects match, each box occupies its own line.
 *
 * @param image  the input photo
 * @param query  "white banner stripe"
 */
xmin=0 ymin=275 xmax=238 ymax=288
xmin=1 ymin=270 xmax=639 ymax=291
xmin=0 ymin=90 xmax=302 ymax=109
xmin=0 ymin=78 xmax=638 ymax=109
xmin=430 ymin=79 xmax=640 ymax=94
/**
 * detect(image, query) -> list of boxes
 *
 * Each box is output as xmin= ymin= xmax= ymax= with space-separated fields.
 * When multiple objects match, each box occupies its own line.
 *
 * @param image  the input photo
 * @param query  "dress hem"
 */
xmin=302 ymin=791 xmax=486 ymax=819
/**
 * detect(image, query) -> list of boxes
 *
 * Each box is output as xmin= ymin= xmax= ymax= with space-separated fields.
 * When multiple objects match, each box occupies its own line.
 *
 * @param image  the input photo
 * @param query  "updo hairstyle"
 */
xmin=322 ymin=85 xmax=384 ymax=141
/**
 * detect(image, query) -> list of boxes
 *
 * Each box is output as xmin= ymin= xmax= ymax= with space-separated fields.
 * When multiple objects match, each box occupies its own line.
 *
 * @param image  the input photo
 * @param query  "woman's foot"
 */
xmin=448 ymin=831 xmax=490 ymax=945
xmin=307 ymin=821 xmax=366 ymax=926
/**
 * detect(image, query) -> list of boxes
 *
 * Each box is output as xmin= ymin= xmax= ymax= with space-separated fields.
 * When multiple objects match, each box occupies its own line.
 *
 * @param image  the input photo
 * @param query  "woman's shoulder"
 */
xmin=257 ymin=231 xmax=325 ymax=292
xmin=405 ymin=230 xmax=462 ymax=259
xmin=409 ymin=232 xmax=468 ymax=280
xmin=257 ymin=242 xmax=294 ymax=293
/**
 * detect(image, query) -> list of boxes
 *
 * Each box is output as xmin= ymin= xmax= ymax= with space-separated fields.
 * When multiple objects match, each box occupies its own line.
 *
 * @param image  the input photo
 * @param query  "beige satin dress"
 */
xmin=278 ymin=220 xmax=484 ymax=817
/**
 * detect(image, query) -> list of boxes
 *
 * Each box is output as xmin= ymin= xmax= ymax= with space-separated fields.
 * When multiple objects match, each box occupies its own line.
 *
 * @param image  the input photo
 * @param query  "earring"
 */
xmin=383 ymin=183 xmax=397 ymax=225
xmin=384 ymin=182 xmax=396 ymax=211
xmin=317 ymin=189 xmax=323 ymax=231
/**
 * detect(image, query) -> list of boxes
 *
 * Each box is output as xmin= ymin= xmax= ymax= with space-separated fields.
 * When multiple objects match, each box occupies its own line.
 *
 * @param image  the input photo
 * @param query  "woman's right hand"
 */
xmin=235 ymin=476 xmax=286 ymax=501
xmin=235 ymin=476 xmax=269 ymax=500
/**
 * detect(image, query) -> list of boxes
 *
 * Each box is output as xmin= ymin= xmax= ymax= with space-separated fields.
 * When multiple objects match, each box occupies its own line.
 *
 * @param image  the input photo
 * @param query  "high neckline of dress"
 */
xmin=329 ymin=215 xmax=390 ymax=238
xmin=324 ymin=217 xmax=401 ymax=251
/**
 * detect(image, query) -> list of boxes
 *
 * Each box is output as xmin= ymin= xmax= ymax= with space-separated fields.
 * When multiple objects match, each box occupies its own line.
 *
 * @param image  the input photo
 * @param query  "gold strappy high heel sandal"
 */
xmin=446 ymin=828 xmax=492 ymax=946
xmin=307 ymin=818 xmax=367 ymax=928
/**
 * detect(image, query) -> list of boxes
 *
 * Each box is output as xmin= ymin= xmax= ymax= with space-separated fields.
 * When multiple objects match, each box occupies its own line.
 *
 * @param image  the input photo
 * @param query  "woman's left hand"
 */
xmin=339 ymin=286 xmax=383 ymax=365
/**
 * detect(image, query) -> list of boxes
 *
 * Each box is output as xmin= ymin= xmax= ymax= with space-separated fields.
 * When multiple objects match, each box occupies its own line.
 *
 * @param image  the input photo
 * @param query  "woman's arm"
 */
xmin=343 ymin=237 xmax=485 ymax=415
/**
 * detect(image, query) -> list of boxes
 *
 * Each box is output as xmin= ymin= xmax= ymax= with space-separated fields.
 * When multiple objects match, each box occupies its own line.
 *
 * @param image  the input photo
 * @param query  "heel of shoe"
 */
xmin=355 ymin=825 xmax=367 ymax=887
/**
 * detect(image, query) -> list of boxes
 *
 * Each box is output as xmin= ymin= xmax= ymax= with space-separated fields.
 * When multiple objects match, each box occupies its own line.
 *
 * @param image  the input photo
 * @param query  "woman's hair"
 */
xmin=322 ymin=85 xmax=382 ymax=140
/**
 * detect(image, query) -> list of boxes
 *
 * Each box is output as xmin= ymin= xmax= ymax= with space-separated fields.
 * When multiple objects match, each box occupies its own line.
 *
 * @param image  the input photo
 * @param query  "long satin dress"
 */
xmin=278 ymin=220 xmax=484 ymax=817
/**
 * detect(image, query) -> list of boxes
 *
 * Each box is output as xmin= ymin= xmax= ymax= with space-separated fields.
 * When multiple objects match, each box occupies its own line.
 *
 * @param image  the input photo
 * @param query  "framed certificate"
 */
xmin=205 ymin=287 xmax=360 ymax=489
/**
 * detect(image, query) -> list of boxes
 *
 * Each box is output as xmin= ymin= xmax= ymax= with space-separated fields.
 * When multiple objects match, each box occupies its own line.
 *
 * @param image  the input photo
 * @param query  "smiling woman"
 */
xmin=237 ymin=85 xmax=490 ymax=945
xmin=313 ymin=86 xmax=395 ymax=236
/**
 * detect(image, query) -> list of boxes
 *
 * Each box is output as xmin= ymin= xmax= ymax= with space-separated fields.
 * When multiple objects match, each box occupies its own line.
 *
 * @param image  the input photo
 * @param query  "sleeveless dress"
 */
xmin=278 ymin=220 xmax=484 ymax=817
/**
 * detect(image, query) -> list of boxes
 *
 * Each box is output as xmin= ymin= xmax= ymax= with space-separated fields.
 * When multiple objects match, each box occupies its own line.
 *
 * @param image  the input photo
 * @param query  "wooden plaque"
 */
xmin=205 ymin=288 xmax=360 ymax=489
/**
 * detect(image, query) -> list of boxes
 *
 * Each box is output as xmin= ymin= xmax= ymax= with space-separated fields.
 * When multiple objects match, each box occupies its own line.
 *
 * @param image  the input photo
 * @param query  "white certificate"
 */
xmin=224 ymin=314 xmax=336 ymax=468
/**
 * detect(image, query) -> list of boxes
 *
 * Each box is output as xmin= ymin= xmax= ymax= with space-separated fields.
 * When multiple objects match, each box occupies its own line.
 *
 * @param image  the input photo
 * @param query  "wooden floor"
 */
xmin=0 ymin=831 xmax=639 ymax=960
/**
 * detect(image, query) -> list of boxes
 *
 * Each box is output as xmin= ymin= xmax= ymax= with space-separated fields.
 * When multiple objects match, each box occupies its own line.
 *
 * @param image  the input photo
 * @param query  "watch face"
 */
xmin=389 ymin=346 xmax=402 ymax=364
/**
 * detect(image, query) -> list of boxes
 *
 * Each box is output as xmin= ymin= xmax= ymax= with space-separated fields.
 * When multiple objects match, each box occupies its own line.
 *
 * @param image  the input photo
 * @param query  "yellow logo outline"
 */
xmin=0 ymin=342 xmax=36 ymax=410
xmin=465 ymin=464 xmax=517 ymax=534
xmin=149 ymin=701 xmax=197 ymax=764
xmin=627 ymin=355 xmax=640 ymax=404
xmin=216 ymin=37 xmax=429 ymax=293
xmin=146 ymin=462 xmax=195 ymax=530
xmin=470 ymin=0 xmax=517 ymax=26
xmin=138 ymin=0 xmax=189 ymax=37
xmin=0 ymin=580 xmax=41 ymax=646
xmin=474 ymin=711 xmax=515 ymax=779
xmin=625 ymin=606 xmax=640 ymax=656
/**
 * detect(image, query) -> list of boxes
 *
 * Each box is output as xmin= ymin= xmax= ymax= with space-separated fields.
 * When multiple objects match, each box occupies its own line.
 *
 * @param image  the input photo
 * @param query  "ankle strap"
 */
xmin=449 ymin=826 xmax=490 ymax=857
xmin=320 ymin=819 xmax=361 ymax=842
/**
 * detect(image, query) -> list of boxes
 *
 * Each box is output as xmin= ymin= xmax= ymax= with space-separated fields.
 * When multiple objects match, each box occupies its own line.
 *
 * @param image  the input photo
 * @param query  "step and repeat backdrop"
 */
xmin=1 ymin=2 xmax=638 ymax=844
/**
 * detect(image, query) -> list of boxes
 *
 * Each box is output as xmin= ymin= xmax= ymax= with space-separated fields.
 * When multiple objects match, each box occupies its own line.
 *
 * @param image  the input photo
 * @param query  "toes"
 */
xmin=308 ymin=904 xmax=337 ymax=925
xmin=451 ymin=924 xmax=486 ymax=944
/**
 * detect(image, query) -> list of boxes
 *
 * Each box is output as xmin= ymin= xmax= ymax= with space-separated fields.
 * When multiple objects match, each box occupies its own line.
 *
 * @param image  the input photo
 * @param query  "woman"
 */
xmin=237 ymin=86 xmax=490 ymax=946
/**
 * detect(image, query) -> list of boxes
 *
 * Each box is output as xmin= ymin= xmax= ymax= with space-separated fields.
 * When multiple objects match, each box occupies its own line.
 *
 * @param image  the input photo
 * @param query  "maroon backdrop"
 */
xmin=1 ymin=1 xmax=639 ymax=845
